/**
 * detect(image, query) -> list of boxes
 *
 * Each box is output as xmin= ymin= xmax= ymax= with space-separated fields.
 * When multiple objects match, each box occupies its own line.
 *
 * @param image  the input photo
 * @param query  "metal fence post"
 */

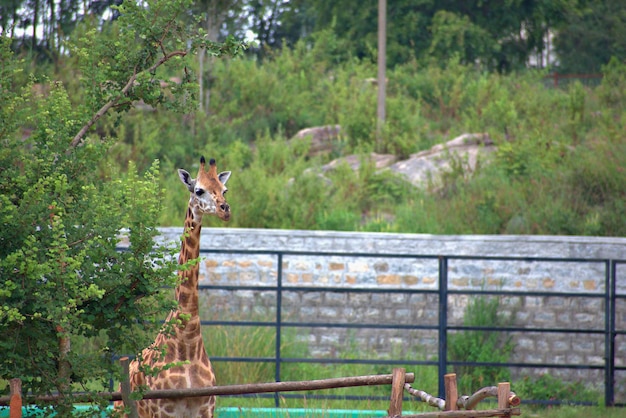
xmin=275 ymin=252 xmax=283 ymax=408
xmin=438 ymin=256 xmax=448 ymax=398
xmin=605 ymin=259 xmax=616 ymax=406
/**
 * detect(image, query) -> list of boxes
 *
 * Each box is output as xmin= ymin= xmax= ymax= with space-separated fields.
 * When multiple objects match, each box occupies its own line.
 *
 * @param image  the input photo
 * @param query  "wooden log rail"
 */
xmin=0 ymin=371 xmax=415 ymax=406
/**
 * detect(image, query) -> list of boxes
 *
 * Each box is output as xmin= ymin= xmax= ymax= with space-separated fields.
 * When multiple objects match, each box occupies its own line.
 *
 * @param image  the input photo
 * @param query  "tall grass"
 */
xmin=200 ymin=312 xmax=439 ymax=412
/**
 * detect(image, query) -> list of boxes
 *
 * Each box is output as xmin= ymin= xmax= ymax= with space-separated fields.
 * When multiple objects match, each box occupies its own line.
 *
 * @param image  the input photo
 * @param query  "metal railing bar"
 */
xmin=199 ymin=284 xmax=440 ymax=295
xmin=447 ymin=289 xmax=607 ymax=298
xmin=447 ymin=325 xmax=606 ymax=334
xmin=283 ymin=286 xmax=439 ymax=295
xmin=446 ymin=255 xmax=612 ymax=263
xmin=199 ymin=285 xmax=278 ymax=291
xmin=279 ymin=358 xmax=437 ymax=366
xmin=200 ymin=320 xmax=606 ymax=335
xmin=199 ymin=284 xmax=609 ymax=299
xmin=447 ymin=361 xmax=605 ymax=370
xmin=210 ymin=357 xmax=438 ymax=366
xmin=202 ymin=320 xmax=436 ymax=330
xmin=197 ymin=248 xmax=620 ymax=264
xmin=208 ymin=356 xmax=605 ymax=371
xmin=198 ymin=284 xmax=437 ymax=295
xmin=199 ymin=248 xmax=440 ymax=259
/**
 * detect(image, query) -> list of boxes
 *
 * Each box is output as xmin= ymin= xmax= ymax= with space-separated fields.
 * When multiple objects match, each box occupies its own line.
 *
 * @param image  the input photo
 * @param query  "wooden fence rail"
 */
xmin=3 ymin=371 xmax=521 ymax=418
xmin=0 ymin=371 xmax=414 ymax=405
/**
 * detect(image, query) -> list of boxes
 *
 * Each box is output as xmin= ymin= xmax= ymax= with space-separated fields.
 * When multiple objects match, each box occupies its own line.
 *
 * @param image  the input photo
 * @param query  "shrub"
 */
xmin=514 ymin=374 xmax=600 ymax=406
xmin=449 ymin=295 xmax=514 ymax=394
xmin=0 ymin=2 xmax=244 ymax=412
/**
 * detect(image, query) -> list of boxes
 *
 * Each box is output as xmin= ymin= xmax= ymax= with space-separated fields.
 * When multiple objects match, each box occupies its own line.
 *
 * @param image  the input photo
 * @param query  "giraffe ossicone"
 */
xmin=115 ymin=156 xmax=231 ymax=418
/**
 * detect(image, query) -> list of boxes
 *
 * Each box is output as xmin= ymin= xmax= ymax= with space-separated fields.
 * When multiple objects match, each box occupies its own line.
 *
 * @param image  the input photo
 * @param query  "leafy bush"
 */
xmin=449 ymin=296 xmax=514 ymax=394
xmin=0 ymin=75 xmax=180 ymax=406
xmin=514 ymin=374 xmax=600 ymax=406
xmin=0 ymin=0 xmax=245 ymax=412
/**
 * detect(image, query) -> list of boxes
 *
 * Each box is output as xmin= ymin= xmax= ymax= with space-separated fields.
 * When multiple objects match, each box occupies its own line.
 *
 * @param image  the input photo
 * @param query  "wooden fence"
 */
xmin=2 ymin=366 xmax=520 ymax=418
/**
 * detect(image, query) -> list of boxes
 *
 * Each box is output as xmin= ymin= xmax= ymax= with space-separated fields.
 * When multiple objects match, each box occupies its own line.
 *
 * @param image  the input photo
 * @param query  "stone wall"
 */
xmin=133 ymin=228 xmax=626 ymax=394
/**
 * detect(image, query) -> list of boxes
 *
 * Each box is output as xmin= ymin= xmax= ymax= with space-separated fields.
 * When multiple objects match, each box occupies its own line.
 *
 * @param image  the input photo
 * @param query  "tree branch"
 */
xmin=69 ymin=50 xmax=187 ymax=149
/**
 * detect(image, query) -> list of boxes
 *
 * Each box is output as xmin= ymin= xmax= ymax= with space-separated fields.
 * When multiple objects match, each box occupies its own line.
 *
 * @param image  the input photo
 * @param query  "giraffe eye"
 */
xmin=195 ymin=189 xmax=205 ymax=196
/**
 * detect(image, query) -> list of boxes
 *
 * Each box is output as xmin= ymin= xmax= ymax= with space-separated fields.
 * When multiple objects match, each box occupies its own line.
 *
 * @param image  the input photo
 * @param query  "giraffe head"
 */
xmin=178 ymin=156 xmax=231 ymax=222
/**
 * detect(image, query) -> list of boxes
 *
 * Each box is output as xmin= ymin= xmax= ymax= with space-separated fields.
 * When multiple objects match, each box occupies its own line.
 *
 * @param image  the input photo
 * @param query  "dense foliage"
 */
xmin=5 ymin=0 xmax=626 ymax=73
xmin=124 ymin=48 xmax=624 ymax=236
xmin=0 ymin=0 xmax=244 ymax=412
xmin=0 ymin=0 xmax=624 ymax=413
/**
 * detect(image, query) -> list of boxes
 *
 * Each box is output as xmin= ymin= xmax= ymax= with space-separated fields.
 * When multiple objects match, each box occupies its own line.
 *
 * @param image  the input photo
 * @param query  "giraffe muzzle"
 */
xmin=220 ymin=203 xmax=230 ymax=221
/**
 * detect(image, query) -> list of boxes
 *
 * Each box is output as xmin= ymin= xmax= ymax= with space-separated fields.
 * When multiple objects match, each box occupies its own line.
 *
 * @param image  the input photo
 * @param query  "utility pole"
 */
xmin=376 ymin=0 xmax=387 ymax=144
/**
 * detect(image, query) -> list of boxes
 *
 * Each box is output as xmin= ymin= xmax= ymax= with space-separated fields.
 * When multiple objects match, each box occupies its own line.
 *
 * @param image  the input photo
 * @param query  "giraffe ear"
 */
xmin=218 ymin=171 xmax=231 ymax=185
xmin=178 ymin=169 xmax=195 ymax=192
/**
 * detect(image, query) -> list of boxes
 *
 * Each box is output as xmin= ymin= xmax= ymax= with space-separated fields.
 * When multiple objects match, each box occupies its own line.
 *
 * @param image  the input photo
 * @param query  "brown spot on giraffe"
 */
xmin=114 ymin=156 xmax=231 ymax=418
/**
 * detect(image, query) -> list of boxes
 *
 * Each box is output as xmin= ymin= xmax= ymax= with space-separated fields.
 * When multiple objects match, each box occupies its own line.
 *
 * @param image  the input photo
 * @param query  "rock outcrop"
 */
xmin=315 ymin=131 xmax=495 ymax=188
xmin=292 ymin=125 xmax=342 ymax=156
xmin=389 ymin=132 xmax=494 ymax=188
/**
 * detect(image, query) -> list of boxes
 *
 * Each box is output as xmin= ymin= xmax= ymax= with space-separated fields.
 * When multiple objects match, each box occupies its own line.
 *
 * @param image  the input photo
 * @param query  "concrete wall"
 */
xmin=130 ymin=228 xmax=626 ymax=392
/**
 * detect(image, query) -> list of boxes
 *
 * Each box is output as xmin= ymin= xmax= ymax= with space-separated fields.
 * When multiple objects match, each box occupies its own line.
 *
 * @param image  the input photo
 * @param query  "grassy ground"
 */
xmin=523 ymin=406 xmax=626 ymax=418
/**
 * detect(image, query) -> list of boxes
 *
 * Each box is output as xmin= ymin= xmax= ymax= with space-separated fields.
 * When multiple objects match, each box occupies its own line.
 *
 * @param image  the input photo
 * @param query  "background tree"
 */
xmin=262 ymin=0 xmax=585 ymax=71
xmin=7 ymin=0 xmax=623 ymax=73
xmin=553 ymin=0 xmax=626 ymax=73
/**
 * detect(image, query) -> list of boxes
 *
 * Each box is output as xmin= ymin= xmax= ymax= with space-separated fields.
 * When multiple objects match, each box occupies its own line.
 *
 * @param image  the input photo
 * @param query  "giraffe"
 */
xmin=116 ymin=156 xmax=231 ymax=418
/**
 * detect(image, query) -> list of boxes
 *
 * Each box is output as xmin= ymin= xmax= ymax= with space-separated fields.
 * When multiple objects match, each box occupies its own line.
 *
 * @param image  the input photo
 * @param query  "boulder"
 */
xmin=292 ymin=125 xmax=341 ymax=156
xmin=299 ymin=132 xmax=494 ymax=190
xmin=388 ymin=133 xmax=495 ymax=188
xmin=321 ymin=152 xmax=397 ymax=173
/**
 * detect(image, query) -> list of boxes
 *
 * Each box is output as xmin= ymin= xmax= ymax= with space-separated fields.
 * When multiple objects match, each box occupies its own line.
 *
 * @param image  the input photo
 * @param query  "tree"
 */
xmin=0 ymin=0 xmax=244 ymax=413
xmin=272 ymin=0 xmax=579 ymax=71
xmin=554 ymin=0 xmax=626 ymax=73
xmin=1 ymin=0 xmax=117 ymax=65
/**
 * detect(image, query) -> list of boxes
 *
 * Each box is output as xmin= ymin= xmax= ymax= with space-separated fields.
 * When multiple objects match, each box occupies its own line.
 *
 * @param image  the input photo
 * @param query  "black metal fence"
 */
xmin=197 ymin=248 xmax=624 ymax=407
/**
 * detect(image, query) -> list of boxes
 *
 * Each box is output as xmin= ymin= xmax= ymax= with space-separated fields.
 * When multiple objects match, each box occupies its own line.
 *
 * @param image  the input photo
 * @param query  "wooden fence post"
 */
xmin=443 ymin=373 xmax=458 ymax=411
xmin=120 ymin=357 xmax=139 ymax=418
xmin=9 ymin=378 xmax=22 ymax=418
xmin=498 ymin=382 xmax=511 ymax=416
xmin=388 ymin=368 xmax=405 ymax=417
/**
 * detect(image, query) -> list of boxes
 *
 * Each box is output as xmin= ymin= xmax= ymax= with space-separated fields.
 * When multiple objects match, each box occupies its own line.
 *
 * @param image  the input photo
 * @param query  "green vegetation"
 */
xmin=6 ymin=0 xmax=626 ymax=73
xmin=515 ymin=374 xmax=600 ymax=408
xmin=2 ymin=0 xmax=625 ymax=415
xmin=152 ymin=52 xmax=625 ymax=237
xmin=0 ymin=0 xmax=244 ymax=414
xmin=203 ymin=320 xmax=439 ymax=412
xmin=201 ymin=306 xmax=608 ymax=413
xmin=449 ymin=296 xmax=515 ymax=395
xmin=4 ymin=5 xmax=625 ymax=237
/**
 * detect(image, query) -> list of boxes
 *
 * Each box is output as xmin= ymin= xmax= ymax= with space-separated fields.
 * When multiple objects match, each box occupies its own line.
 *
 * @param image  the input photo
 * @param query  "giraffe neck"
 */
xmin=176 ymin=204 xmax=203 ymax=317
